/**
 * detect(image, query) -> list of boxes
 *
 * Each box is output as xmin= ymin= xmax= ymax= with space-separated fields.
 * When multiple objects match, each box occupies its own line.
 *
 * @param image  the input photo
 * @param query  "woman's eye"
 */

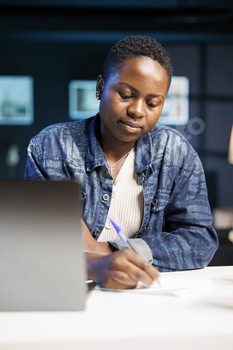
xmin=147 ymin=101 xmax=157 ymax=108
xmin=119 ymin=92 xmax=132 ymax=99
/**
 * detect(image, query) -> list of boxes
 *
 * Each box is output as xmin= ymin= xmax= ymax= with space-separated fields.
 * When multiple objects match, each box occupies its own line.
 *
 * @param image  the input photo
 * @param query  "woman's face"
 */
xmin=97 ymin=56 xmax=168 ymax=146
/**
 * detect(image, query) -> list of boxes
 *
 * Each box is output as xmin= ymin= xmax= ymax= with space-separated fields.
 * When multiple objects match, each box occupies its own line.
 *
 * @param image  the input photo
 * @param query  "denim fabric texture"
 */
xmin=25 ymin=114 xmax=218 ymax=272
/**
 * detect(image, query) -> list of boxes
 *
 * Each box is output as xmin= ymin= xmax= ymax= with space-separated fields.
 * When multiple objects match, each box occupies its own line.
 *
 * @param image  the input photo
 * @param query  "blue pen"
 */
xmin=109 ymin=216 xmax=162 ymax=287
xmin=108 ymin=216 xmax=137 ymax=252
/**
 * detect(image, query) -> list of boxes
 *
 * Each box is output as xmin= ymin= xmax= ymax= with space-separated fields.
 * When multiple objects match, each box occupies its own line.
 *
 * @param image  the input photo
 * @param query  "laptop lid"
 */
xmin=0 ymin=180 xmax=86 ymax=311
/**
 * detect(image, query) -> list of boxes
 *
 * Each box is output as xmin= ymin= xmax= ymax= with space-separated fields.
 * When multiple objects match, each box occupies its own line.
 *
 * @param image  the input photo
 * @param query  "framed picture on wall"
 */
xmin=158 ymin=76 xmax=189 ymax=125
xmin=69 ymin=77 xmax=189 ymax=125
xmin=69 ymin=80 xmax=100 ymax=120
xmin=0 ymin=76 xmax=33 ymax=125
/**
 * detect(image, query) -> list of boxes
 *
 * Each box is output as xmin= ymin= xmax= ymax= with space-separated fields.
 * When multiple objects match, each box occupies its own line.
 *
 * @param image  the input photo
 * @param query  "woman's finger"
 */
xmin=111 ymin=249 xmax=160 ymax=286
xmin=104 ymin=270 xmax=138 ymax=289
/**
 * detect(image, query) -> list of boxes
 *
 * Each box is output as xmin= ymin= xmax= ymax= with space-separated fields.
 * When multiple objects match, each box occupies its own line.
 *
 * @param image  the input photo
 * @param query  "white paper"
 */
xmin=96 ymin=276 xmax=212 ymax=297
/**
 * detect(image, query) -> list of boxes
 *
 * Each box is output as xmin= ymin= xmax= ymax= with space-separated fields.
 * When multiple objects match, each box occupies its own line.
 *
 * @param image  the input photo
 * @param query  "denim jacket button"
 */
xmin=105 ymin=218 xmax=112 ymax=229
xmin=152 ymin=198 xmax=158 ymax=206
xmin=102 ymin=194 xmax=109 ymax=201
xmin=93 ymin=229 xmax=100 ymax=236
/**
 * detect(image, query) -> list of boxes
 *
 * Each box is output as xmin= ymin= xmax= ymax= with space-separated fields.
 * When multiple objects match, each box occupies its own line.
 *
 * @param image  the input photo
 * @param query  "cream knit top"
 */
xmin=98 ymin=147 xmax=144 ymax=242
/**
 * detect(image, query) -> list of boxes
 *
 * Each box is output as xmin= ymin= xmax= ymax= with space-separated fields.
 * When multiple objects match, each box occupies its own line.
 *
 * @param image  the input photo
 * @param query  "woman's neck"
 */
xmin=102 ymin=142 xmax=134 ymax=163
xmin=97 ymin=124 xmax=135 ymax=164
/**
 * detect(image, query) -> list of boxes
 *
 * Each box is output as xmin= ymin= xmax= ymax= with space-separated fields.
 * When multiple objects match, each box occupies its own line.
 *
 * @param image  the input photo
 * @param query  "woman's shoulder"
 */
xmin=149 ymin=124 xmax=198 ymax=168
xmin=30 ymin=117 xmax=95 ymax=144
xmin=151 ymin=124 xmax=196 ymax=153
xmin=34 ymin=117 xmax=93 ymax=140
xmin=28 ymin=117 xmax=94 ymax=161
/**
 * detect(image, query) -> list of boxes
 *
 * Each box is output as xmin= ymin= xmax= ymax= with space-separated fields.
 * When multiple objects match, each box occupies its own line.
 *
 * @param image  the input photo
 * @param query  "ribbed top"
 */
xmin=98 ymin=147 xmax=144 ymax=242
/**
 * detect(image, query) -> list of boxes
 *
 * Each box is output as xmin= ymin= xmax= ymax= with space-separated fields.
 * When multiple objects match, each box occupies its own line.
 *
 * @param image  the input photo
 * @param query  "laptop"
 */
xmin=0 ymin=180 xmax=86 ymax=311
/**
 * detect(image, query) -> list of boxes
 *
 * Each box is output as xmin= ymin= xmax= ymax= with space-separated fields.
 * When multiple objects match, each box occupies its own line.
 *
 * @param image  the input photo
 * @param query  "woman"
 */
xmin=25 ymin=36 xmax=218 ymax=289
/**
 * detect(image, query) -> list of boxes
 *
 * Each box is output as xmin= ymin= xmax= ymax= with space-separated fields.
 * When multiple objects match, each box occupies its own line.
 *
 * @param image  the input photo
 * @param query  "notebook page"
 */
xmin=96 ymin=276 xmax=212 ymax=297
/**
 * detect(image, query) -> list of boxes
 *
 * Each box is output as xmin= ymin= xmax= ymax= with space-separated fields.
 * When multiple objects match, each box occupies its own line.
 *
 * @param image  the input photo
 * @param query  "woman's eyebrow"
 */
xmin=117 ymin=82 xmax=138 ymax=93
xmin=117 ymin=82 xmax=164 ymax=100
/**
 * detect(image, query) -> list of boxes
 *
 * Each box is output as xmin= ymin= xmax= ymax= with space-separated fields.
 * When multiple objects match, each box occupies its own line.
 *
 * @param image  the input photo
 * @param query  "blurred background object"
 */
xmin=6 ymin=144 xmax=20 ymax=179
xmin=214 ymin=207 xmax=233 ymax=230
xmin=228 ymin=125 xmax=233 ymax=164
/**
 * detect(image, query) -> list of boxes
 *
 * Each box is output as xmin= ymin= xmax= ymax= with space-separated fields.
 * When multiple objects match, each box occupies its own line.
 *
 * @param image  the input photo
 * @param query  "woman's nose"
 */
xmin=127 ymin=99 xmax=145 ymax=118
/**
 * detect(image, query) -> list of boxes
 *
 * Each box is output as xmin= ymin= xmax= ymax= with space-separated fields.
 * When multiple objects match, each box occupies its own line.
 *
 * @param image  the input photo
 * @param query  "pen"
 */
xmin=108 ymin=216 xmax=162 ymax=287
xmin=108 ymin=216 xmax=137 ymax=252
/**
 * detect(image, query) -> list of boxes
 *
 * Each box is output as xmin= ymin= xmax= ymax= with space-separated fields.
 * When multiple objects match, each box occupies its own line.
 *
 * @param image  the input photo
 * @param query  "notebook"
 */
xmin=97 ymin=276 xmax=212 ymax=297
xmin=0 ymin=180 xmax=86 ymax=311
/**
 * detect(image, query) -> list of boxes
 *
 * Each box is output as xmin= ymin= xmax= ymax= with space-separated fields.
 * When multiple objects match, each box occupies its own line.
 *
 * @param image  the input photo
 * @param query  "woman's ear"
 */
xmin=96 ymin=75 xmax=104 ymax=100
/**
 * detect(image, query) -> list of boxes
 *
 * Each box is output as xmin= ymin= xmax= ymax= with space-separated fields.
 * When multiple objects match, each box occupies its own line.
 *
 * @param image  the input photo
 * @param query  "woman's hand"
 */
xmin=81 ymin=219 xmax=112 ymax=255
xmin=86 ymin=249 xmax=160 ymax=289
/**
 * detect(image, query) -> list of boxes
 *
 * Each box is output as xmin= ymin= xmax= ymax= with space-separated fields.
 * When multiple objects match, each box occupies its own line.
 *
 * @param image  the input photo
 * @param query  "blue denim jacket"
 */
xmin=25 ymin=115 xmax=218 ymax=272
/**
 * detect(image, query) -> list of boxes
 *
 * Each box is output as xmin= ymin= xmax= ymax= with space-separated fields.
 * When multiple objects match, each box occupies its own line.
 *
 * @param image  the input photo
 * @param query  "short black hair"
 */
xmin=102 ymin=35 xmax=173 ymax=90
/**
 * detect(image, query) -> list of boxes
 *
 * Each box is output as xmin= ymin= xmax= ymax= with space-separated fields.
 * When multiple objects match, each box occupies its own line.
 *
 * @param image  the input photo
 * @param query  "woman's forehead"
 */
xmin=121 ymin=56 xmax=165 ymax=74
xmin=109 ymin=56 xmax=168 ymax=91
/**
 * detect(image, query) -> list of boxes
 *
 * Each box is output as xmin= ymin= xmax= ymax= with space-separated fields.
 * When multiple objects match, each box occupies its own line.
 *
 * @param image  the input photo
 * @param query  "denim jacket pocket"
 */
xmin=151 ymin=190 xmax=171 ymax=212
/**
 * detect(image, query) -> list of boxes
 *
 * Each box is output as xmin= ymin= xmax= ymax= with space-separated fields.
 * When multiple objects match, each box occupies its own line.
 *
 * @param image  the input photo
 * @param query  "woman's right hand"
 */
xmin=86 ymin=249 xmax=160 ymax=289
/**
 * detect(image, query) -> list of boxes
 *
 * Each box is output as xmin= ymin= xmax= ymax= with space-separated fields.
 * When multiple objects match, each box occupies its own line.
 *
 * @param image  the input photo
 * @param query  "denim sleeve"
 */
xmin=24 ymin=141 xmax=47 ymax=179
xmin=108 ymin=238 xmax=153 ymax=264
xmin=139 ymin=156 xmax=218 ymax=272
xmin=24 ymin=137 xmax=72 ymax=180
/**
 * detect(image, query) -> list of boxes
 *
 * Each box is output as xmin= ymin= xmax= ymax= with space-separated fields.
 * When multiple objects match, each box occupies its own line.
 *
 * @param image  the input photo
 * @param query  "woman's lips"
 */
xmin=119 ymin=120 xmax=142 ymax=133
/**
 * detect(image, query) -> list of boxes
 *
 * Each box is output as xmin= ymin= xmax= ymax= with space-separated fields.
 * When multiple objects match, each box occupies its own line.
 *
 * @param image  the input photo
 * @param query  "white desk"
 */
xmin=0 ymin=266 xmax=233 ymax=350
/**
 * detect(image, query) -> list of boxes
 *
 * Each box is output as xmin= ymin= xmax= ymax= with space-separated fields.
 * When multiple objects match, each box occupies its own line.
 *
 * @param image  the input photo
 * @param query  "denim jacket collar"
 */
xmin=85 ymin=114 xmax=154 ymax=177
xmin=85 ymin=115 xmax=107 ymax=173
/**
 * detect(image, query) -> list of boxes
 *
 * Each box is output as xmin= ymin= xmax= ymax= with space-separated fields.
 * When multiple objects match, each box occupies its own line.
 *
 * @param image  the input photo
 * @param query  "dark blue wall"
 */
xmin=0 ymin=2 xmax=232 ymax=208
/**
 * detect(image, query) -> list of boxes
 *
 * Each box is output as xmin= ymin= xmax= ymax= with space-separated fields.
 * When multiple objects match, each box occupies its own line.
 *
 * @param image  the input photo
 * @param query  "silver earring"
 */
xmin=96 ymin=90 xmax=101 ymax=100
